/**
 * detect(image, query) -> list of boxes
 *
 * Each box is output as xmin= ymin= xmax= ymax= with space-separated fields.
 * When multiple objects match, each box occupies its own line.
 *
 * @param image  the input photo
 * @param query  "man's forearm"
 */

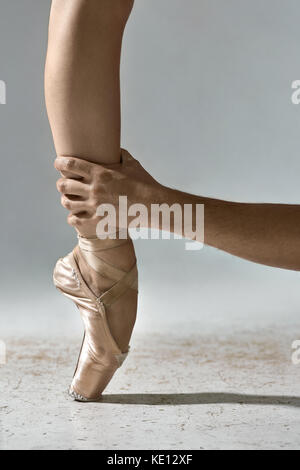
xmin=54 ymin=152 xmax=300 ymax=271
xmin=150 ymin=185 xmax=300 ymax=271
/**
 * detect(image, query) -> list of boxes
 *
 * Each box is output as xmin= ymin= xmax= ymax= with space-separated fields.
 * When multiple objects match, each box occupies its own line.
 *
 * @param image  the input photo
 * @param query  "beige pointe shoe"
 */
xmin=53 ymin=236 xmax=138 ymax=402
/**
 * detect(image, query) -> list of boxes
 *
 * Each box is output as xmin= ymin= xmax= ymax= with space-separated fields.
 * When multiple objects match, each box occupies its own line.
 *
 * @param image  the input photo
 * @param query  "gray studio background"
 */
xmin=1 ymin=0 xmax=300 ymax=338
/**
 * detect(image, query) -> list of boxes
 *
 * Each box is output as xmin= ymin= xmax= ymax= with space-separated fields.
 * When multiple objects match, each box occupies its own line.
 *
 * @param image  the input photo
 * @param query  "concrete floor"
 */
xmin=2 ymin=246 xmax=300 ymax=450
xmin=1 ymin=326 xmax=300 ymax=450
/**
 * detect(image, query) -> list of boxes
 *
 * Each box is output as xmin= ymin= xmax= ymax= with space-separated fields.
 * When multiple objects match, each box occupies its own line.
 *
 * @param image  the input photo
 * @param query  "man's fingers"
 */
xmin=54 ymin=156 xmax=93 ymax=179
xmin=67 ymin=212 xmax=92 ymax=228
xmin=60 ymin=195 xmax=92 ymax=213
xmin=56 ymin=178 xmax=89 ymax=197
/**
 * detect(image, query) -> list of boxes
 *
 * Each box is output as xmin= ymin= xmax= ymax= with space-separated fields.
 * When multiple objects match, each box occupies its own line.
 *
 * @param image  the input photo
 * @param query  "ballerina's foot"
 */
xmin=53 ymin=236 xmax=138 ymax=401
xmin=75 ymin=238 xmax=138 ymax=353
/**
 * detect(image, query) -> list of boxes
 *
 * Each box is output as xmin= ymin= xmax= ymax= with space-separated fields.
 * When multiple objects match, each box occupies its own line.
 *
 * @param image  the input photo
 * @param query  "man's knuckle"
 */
xmin=65 ymin=158 xmax=75 ymax=170
xmin=102 ymin=170 xmax=113 ymax=183
xmin=67 ymin=216 xmax=75 ymax=226
xmin=56 ymin=179 xmax=64 ymax=192
xmin=87 ymin=199 xmax=96 ymax=211
xmin=61 ymin=196 xmax=70 ymax=209
xmin=62 ymin=183 xmax=68 ymax=193
xmin=90 ymin=184 xmax=99 ymax=198
xmin=68 ymin=214 xmax=79 ymax=226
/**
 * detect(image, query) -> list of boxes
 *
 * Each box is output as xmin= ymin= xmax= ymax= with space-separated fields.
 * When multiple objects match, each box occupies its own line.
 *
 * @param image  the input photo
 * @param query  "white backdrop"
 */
xmin=1 ymin=0 xmax=300 ymax=337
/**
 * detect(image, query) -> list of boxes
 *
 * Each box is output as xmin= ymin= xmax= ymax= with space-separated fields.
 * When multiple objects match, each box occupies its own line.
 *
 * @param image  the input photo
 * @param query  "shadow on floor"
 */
xmin=100 ymin=393 xmax=300 ymax=407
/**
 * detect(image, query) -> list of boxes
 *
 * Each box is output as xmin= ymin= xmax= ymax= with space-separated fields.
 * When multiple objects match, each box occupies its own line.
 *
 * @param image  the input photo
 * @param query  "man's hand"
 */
xmin=54 ymin=149 xmax=162 ymax=231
